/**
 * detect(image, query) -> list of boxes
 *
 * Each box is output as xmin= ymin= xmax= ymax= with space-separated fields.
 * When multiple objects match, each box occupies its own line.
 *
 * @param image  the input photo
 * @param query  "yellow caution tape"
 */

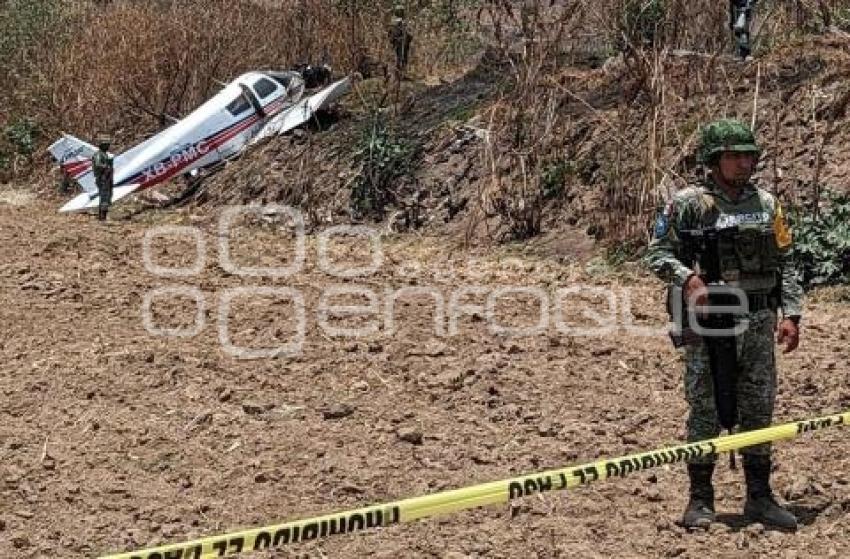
xmin=100 ymin=410 xmax=849 ymax=559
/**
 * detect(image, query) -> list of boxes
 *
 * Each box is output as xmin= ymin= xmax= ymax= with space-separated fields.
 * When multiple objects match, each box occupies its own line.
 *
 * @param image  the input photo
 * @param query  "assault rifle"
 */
xmin=670 ymin=226 xmax=746 ymax=467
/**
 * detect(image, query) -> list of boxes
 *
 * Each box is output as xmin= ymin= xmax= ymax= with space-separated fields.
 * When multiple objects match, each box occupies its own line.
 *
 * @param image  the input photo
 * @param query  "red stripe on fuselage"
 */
xmin=115 ymin=94 xmax=293 ymax=191
xmin=135 ymin=108 xmax=269 ymax=189
xmin=133 ymin=95 xmax=293 ymax=190
xmin=62 ymin=160 xmax=92 ymax=179
xmin=60 ymin=95 xmax=291 ymax=186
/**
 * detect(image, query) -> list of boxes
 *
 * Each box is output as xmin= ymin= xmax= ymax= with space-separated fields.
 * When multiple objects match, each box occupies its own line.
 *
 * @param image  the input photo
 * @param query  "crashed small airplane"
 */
xmin=50 ymin=68 xmax=350 ymax=212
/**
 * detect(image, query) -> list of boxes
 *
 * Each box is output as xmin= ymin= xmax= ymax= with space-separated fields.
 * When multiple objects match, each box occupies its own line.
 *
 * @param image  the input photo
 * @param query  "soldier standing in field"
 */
xmin=729 ymin=0 xmax=756 ymax=59
xmin=91 ymin=135 xmax=114 ymax=221
xmin=389 ymin=3 xmax=413 ymax=80
xmin=645 ymin=119 xmax=802 ymax=530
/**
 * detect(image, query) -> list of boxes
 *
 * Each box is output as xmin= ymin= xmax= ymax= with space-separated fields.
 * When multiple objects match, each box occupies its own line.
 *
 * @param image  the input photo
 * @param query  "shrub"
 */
xmin=791 ymin=190 xmax=850 ymax=288
xmin=620 ymin=0 xmax=666 ymax=50
xmin=540 ymin=159 xmax=574 ymax=200
xmin=350 ymin=111 xmax=416 ymax=219
xmin=4 ymin=118 xmax=40 ymax=157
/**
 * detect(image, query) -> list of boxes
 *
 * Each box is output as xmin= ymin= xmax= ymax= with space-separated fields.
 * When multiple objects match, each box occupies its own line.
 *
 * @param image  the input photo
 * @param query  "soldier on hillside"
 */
xmin=389 ymin=2 xmax=413 ymax=80
xmin=91 ymin=135 xmax=114 ymax=221
xmin=730 ymin=0 xmax=756 ymax=59
xmin=645 ymin=119 xmax=802 ymax=530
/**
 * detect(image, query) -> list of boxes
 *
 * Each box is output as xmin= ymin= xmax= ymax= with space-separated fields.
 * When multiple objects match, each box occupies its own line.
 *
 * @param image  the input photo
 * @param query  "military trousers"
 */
xmin=97 ymin=181 xmax=113 ymax=211
xmin=683 ymin=309 xmax=777 ymax=463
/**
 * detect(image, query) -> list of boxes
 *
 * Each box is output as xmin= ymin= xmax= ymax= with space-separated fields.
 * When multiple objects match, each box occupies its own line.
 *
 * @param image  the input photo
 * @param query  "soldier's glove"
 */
xmin=776 ymin=318 xmax=799 ymax=354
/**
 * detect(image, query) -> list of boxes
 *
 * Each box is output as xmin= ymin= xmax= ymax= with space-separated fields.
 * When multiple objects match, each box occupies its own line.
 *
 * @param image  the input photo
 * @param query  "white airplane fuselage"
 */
xmin=52 ymin=70 xmax=349 ymax=212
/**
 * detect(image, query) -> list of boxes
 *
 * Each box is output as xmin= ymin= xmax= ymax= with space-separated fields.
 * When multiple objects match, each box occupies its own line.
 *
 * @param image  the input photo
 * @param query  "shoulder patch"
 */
xmin=654 ymin=200 xmax=674 ymax=238
xmin=774 ymin=203 xmax=792 ymax=248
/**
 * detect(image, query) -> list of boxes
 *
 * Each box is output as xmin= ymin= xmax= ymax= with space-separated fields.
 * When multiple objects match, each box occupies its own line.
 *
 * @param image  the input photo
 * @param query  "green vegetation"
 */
xmin=0 ymin=0 xmax=61 ymax=62
xmin=351 ymin=112 xmax=417 ymax=218
xmin=4 ymin=118 xmax=40 ymax=158
xmin=620 ymin=0 xmax=666 ymax=49
xmin=791 ymin=191 xmax=850 ymax=288
xmin=540 ymin=159 xmax=574 ymax=200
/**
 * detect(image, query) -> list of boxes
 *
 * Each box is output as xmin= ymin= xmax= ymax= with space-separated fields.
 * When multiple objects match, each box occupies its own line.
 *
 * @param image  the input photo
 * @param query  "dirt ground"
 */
xmin=1 ymin=195 xmax=849 ymax=559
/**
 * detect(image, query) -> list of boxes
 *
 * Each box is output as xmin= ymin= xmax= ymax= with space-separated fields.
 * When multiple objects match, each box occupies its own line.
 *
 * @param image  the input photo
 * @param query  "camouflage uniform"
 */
xmin=646 ymin=178 xmax=802 ymax=460
xmin=59 ymin=168 xmax=73 ymax=194
xmin=729 ymin=0 xmax=755 ymax=59
xmin=91 ymin=136 xmax=114 ymax=221
xmin=645 ymin=119 xmax=802 ymax=529
xmin=389 ymin=4 xmax=412 ymax=78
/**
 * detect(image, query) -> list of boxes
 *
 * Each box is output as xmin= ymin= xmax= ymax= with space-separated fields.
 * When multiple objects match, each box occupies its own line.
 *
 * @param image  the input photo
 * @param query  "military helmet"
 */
xmin=392 ymin=3 xmax=405 ymax=16
xmin=697 ymin=119 xmax=760 ymax=164
xmin=96 ymin=134 xmax=111 ymax=148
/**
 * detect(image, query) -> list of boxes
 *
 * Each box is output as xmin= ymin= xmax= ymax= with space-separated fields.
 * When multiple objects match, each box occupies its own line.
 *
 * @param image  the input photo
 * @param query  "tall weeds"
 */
xmin=471 ymin=2 xmax=586 ymax=241
xmin=0 ymin=0 xmax=474 ymax=175
xmin=2 ymin=0 xmax=846 ymax=246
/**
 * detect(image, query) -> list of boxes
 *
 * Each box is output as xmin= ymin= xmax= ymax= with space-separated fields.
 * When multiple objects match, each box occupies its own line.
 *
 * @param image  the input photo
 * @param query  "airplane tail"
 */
xmin=48 ymin=134 xmax=98 ymax=194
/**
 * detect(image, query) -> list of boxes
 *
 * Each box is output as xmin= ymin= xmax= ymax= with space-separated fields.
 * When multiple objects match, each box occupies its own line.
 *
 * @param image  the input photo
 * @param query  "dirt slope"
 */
xmin=186 ymin=34 xmax=850 ymax=245
xmin=1 ymin=196 xmax=848 ymax=558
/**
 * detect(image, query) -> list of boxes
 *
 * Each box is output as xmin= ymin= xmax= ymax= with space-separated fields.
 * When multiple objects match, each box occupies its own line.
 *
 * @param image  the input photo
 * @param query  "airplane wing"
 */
xmin=59 ymin=183 xmax=142 ymax=213
xmin=251 ymin=77 xmax=352 ymax=145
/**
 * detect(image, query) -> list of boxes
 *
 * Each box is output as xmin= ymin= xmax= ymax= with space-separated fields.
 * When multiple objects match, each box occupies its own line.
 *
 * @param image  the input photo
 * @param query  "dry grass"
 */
xmin=2 ymin=0 xmax=842 ymax=134
xmin=465 ymin=0 xmax=849 ymax=244
xmin=2 ymin=0 xmax=847 ymax=244
xmin=0 ymin=0 xmax=478 ymax=153
xmin=36 ymin=1 xmax=390 ymax=141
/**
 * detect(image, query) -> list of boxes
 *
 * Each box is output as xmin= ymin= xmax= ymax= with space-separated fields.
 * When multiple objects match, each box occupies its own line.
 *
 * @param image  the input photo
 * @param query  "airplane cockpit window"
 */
xmin=226 ymin=94 xmax=251 ymax=116
xmin=270 ymin=73 xmax=294 ymax=89
xmin=254 ymin=77 xmax=278 ymax=99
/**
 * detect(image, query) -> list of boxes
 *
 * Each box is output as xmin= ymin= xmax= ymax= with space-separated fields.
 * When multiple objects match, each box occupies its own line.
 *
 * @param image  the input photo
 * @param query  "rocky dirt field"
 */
xmin=1 ymin=194 xmax=849 ymax=559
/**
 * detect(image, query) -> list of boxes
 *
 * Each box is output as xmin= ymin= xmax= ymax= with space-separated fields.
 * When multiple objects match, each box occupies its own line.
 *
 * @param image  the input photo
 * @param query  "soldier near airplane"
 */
xmin=91 ymin=135 xmax=114 ymax=221
xmin=50 ymin=69 xmax=352 ymax=214
xmin=389 ymin=3 xmax=413 ymax=80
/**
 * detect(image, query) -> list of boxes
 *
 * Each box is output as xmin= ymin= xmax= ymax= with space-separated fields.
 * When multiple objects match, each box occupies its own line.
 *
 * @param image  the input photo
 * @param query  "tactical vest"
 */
xmin=715 ymin=224 xmax=780 ymax=292
xmin=691 ymin=188 xmax=781 ymax=294
xmin=92 ymin=151 xmax=113 ymax=185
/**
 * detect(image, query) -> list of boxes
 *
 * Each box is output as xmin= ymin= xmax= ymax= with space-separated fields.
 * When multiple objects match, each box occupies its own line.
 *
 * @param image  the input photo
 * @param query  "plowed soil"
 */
xmin=1 ymin=195 xmax=849 ymax=559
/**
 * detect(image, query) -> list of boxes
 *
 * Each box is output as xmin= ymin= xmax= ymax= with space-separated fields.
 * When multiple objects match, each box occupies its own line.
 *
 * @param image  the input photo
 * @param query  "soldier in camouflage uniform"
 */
xmin=388 ymin=3 xmax=412 ymax=80
xmin=729 ymin=0 xmax=756 ymax=59
xmin=91 ymin=135 xmax=114 ymax=221
xmin=645 ymin=119 xmax=802 ymax=530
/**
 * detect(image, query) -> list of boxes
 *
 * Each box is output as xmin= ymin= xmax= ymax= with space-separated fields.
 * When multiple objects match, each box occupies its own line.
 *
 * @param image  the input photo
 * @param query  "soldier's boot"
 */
xmin=98 ymin=207 xmax=106 ymax=221
xmin=743 ymin=455 xmax=798 ymax=530
xmin=681 ymin=462 xmax=715 ymax=529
